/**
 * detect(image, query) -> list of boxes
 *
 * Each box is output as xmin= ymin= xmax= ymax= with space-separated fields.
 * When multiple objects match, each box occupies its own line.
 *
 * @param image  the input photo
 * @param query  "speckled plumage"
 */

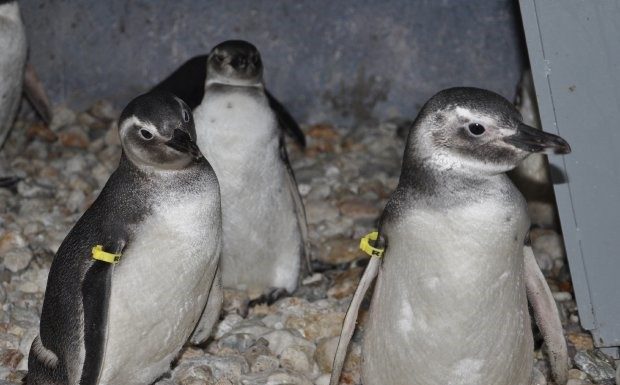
xmin=192 ymin=40 xmax=308 ymax=295
xmin=361 ymin=88 xmax=569 ymax=385
xmin=27 ymin=92 xmax=222 ymax=385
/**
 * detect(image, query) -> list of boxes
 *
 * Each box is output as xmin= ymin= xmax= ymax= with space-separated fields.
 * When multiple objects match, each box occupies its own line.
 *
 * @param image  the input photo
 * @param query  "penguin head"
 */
xmin=118 ymin=91 xmax=203 ymax=170
xmin=206 ymin=40 xmax=263 ymax=86
xmin=408 ymin=87 xmax=570 ymax=175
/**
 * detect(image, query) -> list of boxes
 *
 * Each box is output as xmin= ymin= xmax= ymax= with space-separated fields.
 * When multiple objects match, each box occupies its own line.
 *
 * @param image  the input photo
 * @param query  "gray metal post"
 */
xmin=519 ymin=0 xmax=620 ymax=357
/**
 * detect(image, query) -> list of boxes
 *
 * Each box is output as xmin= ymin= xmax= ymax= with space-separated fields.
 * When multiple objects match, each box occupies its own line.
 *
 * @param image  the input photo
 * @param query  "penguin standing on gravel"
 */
xmin=331 ymin=88 xmax=570 ymax=385
xmin=189 ymin=40 xmax=309 ymax=298
xmin=27 ymin=91 xmax=222 ymax=385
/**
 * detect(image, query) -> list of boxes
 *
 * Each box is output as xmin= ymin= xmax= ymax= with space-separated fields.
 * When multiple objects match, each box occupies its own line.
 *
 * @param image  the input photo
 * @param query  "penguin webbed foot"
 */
xmin=248 ymin=287 xmax=290 ymax=307
xmin=0 ymin=176 xmax=21 ymax=191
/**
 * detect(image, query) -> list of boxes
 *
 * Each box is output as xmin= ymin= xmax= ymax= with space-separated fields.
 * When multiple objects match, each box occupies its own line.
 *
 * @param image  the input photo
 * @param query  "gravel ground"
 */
xmin=0 ymin=101 xmax=615 ymax=385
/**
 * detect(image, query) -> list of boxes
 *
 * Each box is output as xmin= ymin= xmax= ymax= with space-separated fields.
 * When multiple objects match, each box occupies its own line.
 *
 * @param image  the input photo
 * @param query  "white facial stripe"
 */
xmin=119 ymin=116 xmax=158 ymax=137
xmin=455 ymin=107 xmax=495 ymax=126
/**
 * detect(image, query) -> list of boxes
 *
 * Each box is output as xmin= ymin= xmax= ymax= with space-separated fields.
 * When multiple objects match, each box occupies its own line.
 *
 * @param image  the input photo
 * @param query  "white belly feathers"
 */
xmin=193 ymin=91 xmax=301 ymax=293
xmin=98 ymin=191 xmax=220 ymax=385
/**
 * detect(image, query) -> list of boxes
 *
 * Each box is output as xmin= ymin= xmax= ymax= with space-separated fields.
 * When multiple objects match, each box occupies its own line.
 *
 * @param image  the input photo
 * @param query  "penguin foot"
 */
xmin=0 ymin=176 xmax=20 ymax=191
xmin=310 ymin=260 xmax=353 ymax=273
xmin=248 ymin=288 xmax=290 ymax=307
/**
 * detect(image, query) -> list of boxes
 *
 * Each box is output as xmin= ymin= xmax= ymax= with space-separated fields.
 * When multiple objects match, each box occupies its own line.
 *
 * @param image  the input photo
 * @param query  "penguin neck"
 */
xmin=399 ymin=147 xmax=508 ymax=205
xmin=118 ymin=152 xmax=208 ymax=185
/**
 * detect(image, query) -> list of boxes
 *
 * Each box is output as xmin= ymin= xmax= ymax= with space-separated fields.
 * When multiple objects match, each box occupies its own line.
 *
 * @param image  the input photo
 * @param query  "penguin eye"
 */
xmin=139 ymin=129 xmax=153 ymax=140
xmin=182 ymin=110 xmax=190 ymax=122
xmin=468 ymin=123 xmax=486 ymax=136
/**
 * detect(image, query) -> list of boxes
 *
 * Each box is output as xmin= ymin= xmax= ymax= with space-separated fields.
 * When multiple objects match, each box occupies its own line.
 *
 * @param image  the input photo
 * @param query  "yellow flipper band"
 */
xmin=92 ymin=245 xmax=121 ymax=264
xmin=359 ymin=231 xmax=384 ymax=258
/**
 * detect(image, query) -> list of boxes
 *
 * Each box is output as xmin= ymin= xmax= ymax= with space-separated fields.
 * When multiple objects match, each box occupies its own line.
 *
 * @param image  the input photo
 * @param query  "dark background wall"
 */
xmin=20 ymin=0 xmax=526 ymax=125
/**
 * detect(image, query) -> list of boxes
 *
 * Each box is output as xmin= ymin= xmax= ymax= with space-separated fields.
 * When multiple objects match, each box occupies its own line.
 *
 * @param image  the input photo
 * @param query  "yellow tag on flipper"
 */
xmin=359 ymin=231 xmax=385 ymax=258
xmin=92 ymin=245 xmax=121 ymax=264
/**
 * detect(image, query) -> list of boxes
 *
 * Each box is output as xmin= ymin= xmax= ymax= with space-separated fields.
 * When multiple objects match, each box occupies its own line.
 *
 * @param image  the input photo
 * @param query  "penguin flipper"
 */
xmin=524 ymin=245 xmax=569 ymax=385
xmin=279 ymin=136 xmax=311 ymax=277
xmin=330 ymin=255 xmax=382 ymax=385
xmin=190 ymin=264 xmax=223 ymax=345
xmin=150 ymin=55 xmax=209 ymax=110
xmin=267 ymin=89 xmax=306 ymax=148
xmin=23 ymin=62 xmax=53 ymax=125
xmin=79 ymin=241 xmax=125 ymax=385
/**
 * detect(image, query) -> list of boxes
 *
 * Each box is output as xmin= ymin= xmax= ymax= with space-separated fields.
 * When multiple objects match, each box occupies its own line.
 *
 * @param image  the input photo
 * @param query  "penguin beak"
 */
xmin=503 ymin=123 xmax=571 ymax=155
xmin=165 ymin=129 xmax=203 ymax=159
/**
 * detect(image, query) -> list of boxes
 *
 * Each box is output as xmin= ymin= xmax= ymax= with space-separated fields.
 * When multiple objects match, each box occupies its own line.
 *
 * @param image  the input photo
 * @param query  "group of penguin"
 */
xmin=1 ymin=3 xmax=574 ymax=385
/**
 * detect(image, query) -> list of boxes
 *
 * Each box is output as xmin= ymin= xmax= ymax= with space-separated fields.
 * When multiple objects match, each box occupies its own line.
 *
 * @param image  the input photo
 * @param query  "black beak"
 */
xmin=165 ymin=129 xmax=203 ymax=159
xmin=503 ymin=123 xmax=571 ymax=155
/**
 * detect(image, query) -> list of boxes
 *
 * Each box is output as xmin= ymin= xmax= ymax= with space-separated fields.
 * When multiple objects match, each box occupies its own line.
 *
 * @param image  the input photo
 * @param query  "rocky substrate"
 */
xmin=0 ymin=102 xmax=616 ymax=385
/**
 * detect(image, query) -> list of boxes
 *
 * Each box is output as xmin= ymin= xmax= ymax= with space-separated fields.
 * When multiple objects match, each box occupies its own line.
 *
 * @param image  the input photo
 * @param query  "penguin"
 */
xmin=189 ymin=40 xmax=309 ymax=297
xmin=151 ymin=51 xmax=306 ymax=147
xmin=0 ymin=0 xmax=27 ymax=147
xmin=27 ymin=91 xmax=223 ymax=385
xmin=331 ymin=88 xmax=570 ymax=385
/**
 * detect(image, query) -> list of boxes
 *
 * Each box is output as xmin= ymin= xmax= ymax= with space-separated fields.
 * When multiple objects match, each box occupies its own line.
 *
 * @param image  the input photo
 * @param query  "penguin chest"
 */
xmin=98 ymin=194 xmax=220 ymax=385
xmin=364 ymin=200 xmax=532 ymax=385
xmin=194 ymin=92 xmax=300 ymax=291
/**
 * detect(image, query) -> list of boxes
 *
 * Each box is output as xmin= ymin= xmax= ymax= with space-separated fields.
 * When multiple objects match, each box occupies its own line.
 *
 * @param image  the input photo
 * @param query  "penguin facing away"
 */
xmin=27 ymin=91 xmax=223 ymax=385
xmin=331 ymin=87 xmax=570 ymax=385
xmin=191 ymin=40 xmax=309 ymax=297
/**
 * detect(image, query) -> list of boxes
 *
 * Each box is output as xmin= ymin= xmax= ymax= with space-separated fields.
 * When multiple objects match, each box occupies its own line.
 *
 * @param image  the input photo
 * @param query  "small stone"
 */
xmin=0 ymin=349 xmax=23 ymax=369
xmin=3 ymin=248 xmax=33 ymax=272
xmin=250 ymin=355 xmax=279 ymax=373
xmin=318 ymin=237 xmax=359 ymax=265
xmin=314 ymin=373 xmax=330 ymax=385
xmin=314 ymin=336 xmax=339 ymax=373
xmin=566 ymin=380 xmax=593 ymax=385
xmin=240 ymin=369 xmax=313 ymax=385
xmin=327 ymin=267 xmax=363 ymax=299
xmin=16 ymin=281 xmax=39 ymax=294
xmin=574 ymin=350 xmax=616 ymax=383
xmin=569 ymin=368 xmax=589 ymax=380
xmin=66 ymin=189 xmax=86 ymax=213
xmin=218 ymin=333 xmax=256 ymax=353
xmin=214 ymin=313 xmax=244 ymax=339
xmin=183 ymin=354 xmax=249 ymax=381
xmin=532 ymin=230 xmax=565 ymax=261
xmin=261 ymin=329 xmax=316 ymax=356
xmin=567 ymin=333 xmax=594 ymax=351
xmin=0 ymin=231 xmax=26 ymax=254
xmin=58 ymin=125 xmax=89 ymax=149
xmin=90 ymin=100 xmax=118 ymax=121
xmin=306 ymin=201 xmax=339 ymax=225
xmin=17 ymin=181 xmax=53 ymax=199
xmin=285 ymin=312 xmax=344 ymax=342
xmin=49 ymin=105 xmax=76 ymax=132
xmin=26 ymin=122 xmax=58 ymax=142
xmin=338 ymin=198 xmax=380 ymax=220
xmin=104 ymin=121 xmax=120 ymax=146
xmin=552 ymin=291 xmax=572 ymax=301
xmin=223 ymin=288 xmax=250 ymax=316
xmin=280 ymin=346 xmax=313 ymax=375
